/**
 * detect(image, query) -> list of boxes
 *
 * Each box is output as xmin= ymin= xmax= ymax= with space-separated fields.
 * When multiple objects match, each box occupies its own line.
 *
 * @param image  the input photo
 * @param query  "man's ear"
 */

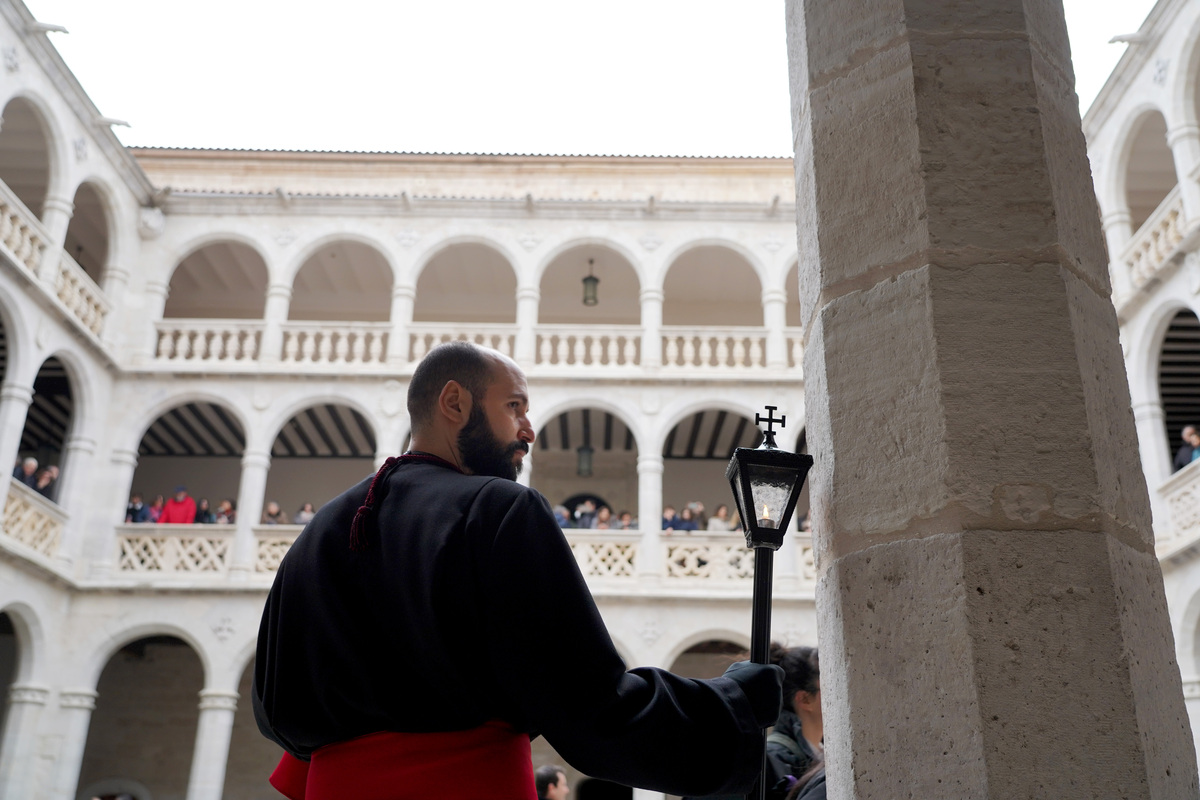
xmin=437 ymin=380 xmax=471 ymax=426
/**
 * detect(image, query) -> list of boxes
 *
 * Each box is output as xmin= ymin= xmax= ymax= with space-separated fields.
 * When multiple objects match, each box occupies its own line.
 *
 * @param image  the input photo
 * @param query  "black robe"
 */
xmin=254 ymin=460 xmax=766 ymax=796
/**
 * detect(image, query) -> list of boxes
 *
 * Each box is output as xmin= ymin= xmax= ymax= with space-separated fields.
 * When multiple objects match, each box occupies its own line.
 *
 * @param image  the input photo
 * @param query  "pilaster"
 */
xmin=229 ymin=449 xmax=271 ymax=578
xmin=49 ymin=689 xmax=97 ymax=800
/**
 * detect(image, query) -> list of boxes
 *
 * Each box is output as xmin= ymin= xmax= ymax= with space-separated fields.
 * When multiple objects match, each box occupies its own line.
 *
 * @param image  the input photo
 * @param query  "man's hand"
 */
xmin=722 ymin=660 xmax=784 ymax=728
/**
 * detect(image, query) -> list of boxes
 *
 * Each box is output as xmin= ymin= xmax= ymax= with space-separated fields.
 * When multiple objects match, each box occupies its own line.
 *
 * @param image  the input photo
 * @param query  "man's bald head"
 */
xmin=407 ymin=341 xmax=498 ymax=435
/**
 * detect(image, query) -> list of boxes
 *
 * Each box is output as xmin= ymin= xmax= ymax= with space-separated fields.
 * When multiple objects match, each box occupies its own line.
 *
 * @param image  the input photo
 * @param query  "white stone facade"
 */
xmin=0 ymin=0 xmax=1198 ymax=797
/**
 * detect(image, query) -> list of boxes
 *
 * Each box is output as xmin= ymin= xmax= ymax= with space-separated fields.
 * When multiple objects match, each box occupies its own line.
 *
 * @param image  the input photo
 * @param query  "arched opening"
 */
xmin=223 ymin=659 xmax=285 ymax=799
xmin=165 ymin=242 xmax=269 ymax=319
xmin=661 ymin=410 xmax=762 ymax=532
xmin=539 ymin=245 xmax=640 ymax=325
xmin=64 ymin=182 xmax=110 ymax=285
xmin=15 ymin=357 xmax=73 ymax=503
xmin=0 ymin=613 xmax=16 ymax=763
xmin=75 ymin=635 xmax=203 ymax=800
xmin=263 ymin=403 xmax=378 ymax=522
xmin=668 ymin=639 xmax=745 ymax=677
xmin=534 ymin=408 xmax=638 ymax=529
xmin=1159 ymin=309 xmax=1200 ymax=465
xmin=414 ymin=243 xmax=516 ymax=323
xmin=0 ymin=97 xmax=52 ymax=220
xmin=663 ymin=246 xmax=763 ymax=326
xmin=1125 ymin=111 xmax=1179 ymax=232
xmin=129 ymin=402 xmax=245 ymax=523
xmin=289 ymin=241 xmax=393 ymax=322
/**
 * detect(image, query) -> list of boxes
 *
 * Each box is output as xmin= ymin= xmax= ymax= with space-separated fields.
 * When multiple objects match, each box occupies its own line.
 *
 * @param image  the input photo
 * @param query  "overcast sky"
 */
xmin=22 ymin=1 xmax=1159 ymax=156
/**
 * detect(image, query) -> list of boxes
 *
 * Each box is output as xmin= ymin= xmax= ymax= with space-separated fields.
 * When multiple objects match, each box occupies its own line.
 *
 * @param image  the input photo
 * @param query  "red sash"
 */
xmin=269 ymin=722 xmax=536 ymax=800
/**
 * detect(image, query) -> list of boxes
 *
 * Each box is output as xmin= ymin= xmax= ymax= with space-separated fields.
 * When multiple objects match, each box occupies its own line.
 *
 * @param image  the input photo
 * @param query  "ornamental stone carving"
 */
xmin=395 ymin=229 xmax=420 ymax=248
xmin=1154 ymin=58 xmax=1169 ymax=86
xmin=638 ymin=234 xmax=663 ymax=251
xmin=517 ymin=232 xmax=542 ymax=251
xmin=274 ymin=228 xmax=297 ymax=247
xmin=137 ymin=207 xmax=165 ymax=240
xmin=73 ymin=137 xmax=87 ymax=162
xmin=638 ymin=617 xmax=662 ymax=645
xmin=9 ymin=684 xmax=50 ymax=705
xmin=3 ymin=46 xmax=17 ymax=73
xmin=211 ymin=616 xmax=235 ymax=642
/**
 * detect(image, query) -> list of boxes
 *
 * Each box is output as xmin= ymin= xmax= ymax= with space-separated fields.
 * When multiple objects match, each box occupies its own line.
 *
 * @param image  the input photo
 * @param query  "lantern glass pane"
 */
xmin=746 ymin=462 xmax=798 ymax=528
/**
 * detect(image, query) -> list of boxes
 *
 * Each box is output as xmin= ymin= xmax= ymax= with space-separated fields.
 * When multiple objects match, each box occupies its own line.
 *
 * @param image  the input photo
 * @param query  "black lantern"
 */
xmin=726 ymin=405 xmax=813 ymax=800
xmin=725 ymin=406 xmax=812 ymax=551
xmin=582 ymin=258 xmax=599 ymax=306
xmin=576 ymin=444 xmax=595 ymax=477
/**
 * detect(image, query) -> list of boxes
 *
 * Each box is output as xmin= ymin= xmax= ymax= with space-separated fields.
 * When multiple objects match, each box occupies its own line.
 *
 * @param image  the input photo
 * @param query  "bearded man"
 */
xmin=253 ymin=341 xmax=781 ymax=800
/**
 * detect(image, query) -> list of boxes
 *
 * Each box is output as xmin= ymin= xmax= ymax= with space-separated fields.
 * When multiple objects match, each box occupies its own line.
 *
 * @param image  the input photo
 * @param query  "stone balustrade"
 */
xmin=143 ymin=318 xmax=802 ymax=378
xmin=55 ymin=252 xmax=109 ymax=338
xmin=535 ymin=325 xmax=642 ymax=368
xmin=408 ymin=323 xmax=517 ymax=361
xmin=661 ymin=326 xmax=768 ymax=371
xmin=254 ymin=524 xmax=302 ymax=572
xmin=1126 ymin=185 xmax=1186 ymax=290
xmin=280 ymin=322 xmax=390 ymax=366
xmin=115 ymin=523 xmax=233 ymax=574
xmin=1160 ymin=461 xmax=1200 ymax=558
xmin=0 ymin=181 xmax=46 ymax=279
xmin=1 ymin=479 xmax=65 ymax=560
xmin=155 ymin=320 xmax=264 ymax=364
xmin=105 ymin=522 xmax=818 ymax=592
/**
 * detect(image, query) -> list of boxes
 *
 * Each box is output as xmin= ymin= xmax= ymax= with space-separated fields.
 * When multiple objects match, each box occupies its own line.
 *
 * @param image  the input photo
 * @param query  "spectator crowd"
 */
xmin=124 ymin=486 xmax=321 ymax=526
xmin=11 ymin=457 xmax=60 ymax=502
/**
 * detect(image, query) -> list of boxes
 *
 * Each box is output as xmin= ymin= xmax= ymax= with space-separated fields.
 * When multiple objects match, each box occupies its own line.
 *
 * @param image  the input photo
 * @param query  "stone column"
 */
xmin=185 ymin=689 xmax=239 ymax=800
xmin=1131 ymin=396 xmax=1173 ymax=531
xmin=36 ymin=194 xmax=73 ymax=284
xmin=763 ymin=287 xmax=788 ymax=370
xmin=786 ymin=1 xmax=1197 ymax=797
xmin=100 ymin=264 xmax=130 ymax=347
xmin=514 ymin=285 xmax=540 ymax=366
xmin=49 ymin=688 xmax=96 ymax=800
xmin=95 ymin=448 xmax=140 ymax=577
xmin=1101 ymin=209 xmax=1135 ymax=298
xmin=388 ymin=283 xmax=415 ymax=368
xmin=1168 ymin=124 xmax=1200 ymax=223
xmin=0 ymin=683 xmax=49 ymax=799
xmin=142 ymin=279 xmax=171 ymax=361
xmin=636 ymin=454 xmax=663 ymax=580
xmin=639 ymin=288 xmax=663 ymax=369
xmin=230 ymin=448 xmax=271 ymax=578
xmin=0 ymin=381 xmax=33 ymax=483
xmin=55 ymin=434 xmax=96 ymax=567
xmin=259 ymin=282 xmax=292 ymax=365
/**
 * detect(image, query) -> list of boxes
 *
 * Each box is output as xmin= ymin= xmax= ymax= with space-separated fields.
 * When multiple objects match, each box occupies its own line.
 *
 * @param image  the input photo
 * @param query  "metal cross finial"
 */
xmin=756 ymin=405 xmax=785 ymax=448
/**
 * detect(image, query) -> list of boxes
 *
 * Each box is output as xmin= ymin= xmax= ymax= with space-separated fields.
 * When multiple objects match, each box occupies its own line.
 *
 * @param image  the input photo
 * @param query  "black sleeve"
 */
xmin=471 ymin=483 xmax=766 ymax=797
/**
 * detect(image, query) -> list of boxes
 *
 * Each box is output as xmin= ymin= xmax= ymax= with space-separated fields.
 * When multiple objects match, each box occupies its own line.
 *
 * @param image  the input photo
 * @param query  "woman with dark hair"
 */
xmin=766 ymin=643 xmax=822 ymax=800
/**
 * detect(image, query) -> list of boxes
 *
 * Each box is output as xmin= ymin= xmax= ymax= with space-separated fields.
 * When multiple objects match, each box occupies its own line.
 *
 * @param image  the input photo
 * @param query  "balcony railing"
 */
xmin=409 ymin=323 xmax=517 ymax=361
xmin=0 ymin=182 xmax=46 ymax=280
xmin=535 ymin=325 xmax=641 ymax=368
xmin=661 ymin=327 xmax=767 ymax=371
xmin=1 ymin=479 xmax=65 ymax=560
xmin=156 ymin=319 xmax=264 ymax=364
xmin=105 ymin=522 xmax=816 ymax=590
xmin=1125 ymin=185 xmax=1185 ymax=291
xmin=281 ymin=321 xmax=390 ymax=366
xmin=1159 ymin=461 xmax=1200 ymax=558
xmin=55 ymin=251 xmax=109 ymax=338
xmin=116 ymin=523 xmax=234 ymax=574
xmin=146 ymin=319 xmax=803 ymax=378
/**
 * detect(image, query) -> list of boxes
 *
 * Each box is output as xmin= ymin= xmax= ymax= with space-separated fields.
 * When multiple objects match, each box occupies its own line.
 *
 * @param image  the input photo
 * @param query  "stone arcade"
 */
xmin=1 ymin=0 xmax=1200 ymax=798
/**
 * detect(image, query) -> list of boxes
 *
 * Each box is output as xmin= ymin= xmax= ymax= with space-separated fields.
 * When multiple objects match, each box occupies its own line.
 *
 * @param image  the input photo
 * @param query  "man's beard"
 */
xmin=458 ymin=405 xmax=527 ymax=481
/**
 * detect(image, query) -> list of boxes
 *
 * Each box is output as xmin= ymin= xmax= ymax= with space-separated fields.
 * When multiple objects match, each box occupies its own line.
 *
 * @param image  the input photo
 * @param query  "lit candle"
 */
xmin=757 ymin=504 xmax=776 ymax=529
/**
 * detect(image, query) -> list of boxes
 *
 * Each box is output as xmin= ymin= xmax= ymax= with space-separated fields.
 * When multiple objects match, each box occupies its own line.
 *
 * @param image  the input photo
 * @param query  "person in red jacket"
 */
xmin=159 ymin=485 xmax=197 ymax=524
